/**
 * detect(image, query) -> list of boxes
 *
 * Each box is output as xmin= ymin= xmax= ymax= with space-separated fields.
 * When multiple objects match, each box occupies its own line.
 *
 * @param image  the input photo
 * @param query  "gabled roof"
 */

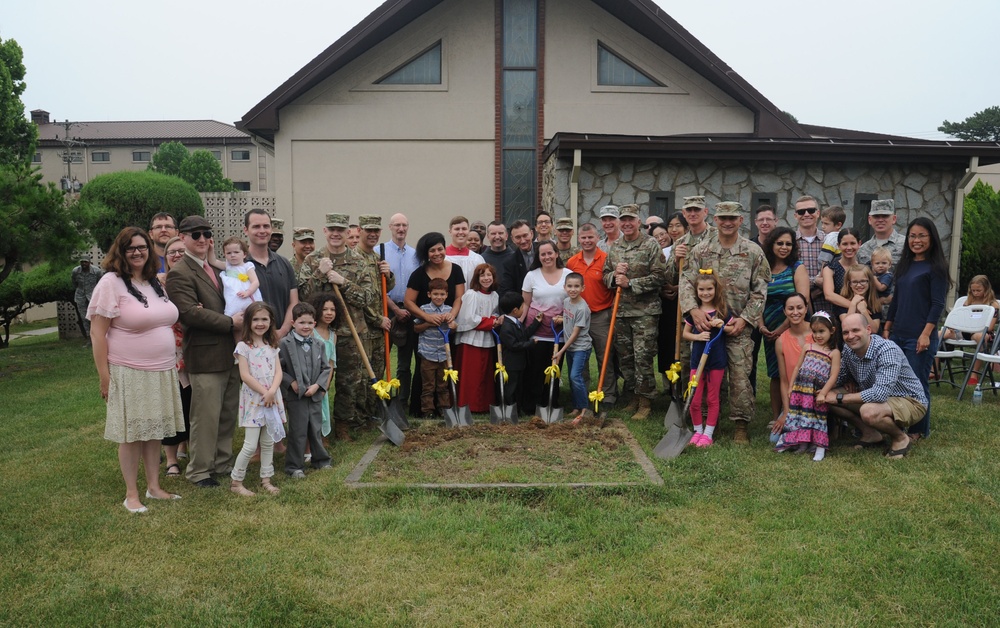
xmin=237 ymin=0 xmax=807 ymax=141
xmin=36 ymin=120 xmax=251 ymax=146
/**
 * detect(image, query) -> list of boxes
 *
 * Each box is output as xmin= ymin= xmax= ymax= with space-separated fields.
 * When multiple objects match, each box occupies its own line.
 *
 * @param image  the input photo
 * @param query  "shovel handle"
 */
xmin=332 ymin=285 xmax=377 ymax=380
xmin=381 ymin=273 xmax=391 ymax=381
xmin=596 ymin=287 xmax=622 ymax=395
xmin=673 ymin=258 xmax=684 ymax=362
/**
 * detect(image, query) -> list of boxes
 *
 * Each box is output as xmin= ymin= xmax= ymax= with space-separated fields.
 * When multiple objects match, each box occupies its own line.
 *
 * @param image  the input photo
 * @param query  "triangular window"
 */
xmin=597 ymin=43 xmax=662 ymax=87
xmin=376 ymin=42 xmax=442 ymax=85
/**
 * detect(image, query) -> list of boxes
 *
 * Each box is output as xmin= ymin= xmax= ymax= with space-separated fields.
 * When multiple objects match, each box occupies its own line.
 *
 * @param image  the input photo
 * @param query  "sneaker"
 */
xmin=287 ymin=470 xmax=306 ymax=479
xmin=688 ymin=433 xmax=704 ymax=447
xmin=697 ymin=435 xmax=714 ymax=448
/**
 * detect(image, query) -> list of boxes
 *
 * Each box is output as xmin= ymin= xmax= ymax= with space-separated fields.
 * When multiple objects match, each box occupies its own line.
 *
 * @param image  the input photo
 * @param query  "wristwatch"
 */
xmin=836 ymin=393 xmax=844 ymax=404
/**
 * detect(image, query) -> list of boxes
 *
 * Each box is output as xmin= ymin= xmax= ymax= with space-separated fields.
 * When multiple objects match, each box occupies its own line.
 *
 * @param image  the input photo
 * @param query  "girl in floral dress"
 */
xmin=774 ymin=311 xmax=841 ymax=461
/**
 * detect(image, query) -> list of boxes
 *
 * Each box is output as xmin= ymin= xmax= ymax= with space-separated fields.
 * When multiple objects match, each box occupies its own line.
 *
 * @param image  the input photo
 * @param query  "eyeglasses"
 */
xmin=908 ymin=233 xmax=930 ymax=240
xmin=795 ymin=207 xmax=818 ymax=216
xmin=150 ymin=224 xmax=176 ymax=231
xmin=187 ymin=230 xmax=213 ymax=240
xmin=125 ymin=245 xmax=149 ymax=254
xmin=166 ymin=249 xmax=186 ymax=257
xmin=850 ymin=280 xmax=870 ymax=286
xmin=774 ymin=241 xmax=793 ymax=247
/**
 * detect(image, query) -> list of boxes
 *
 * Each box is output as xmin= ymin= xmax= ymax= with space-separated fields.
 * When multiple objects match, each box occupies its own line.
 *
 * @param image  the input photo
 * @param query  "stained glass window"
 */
xmin=503 ymin=150 xmax=536 ymax=224
xmin=597 ymin=44 xmax=661 ymax=87
xmin=377 ymin=42 xmax=442 ymax=85
xmin=503 ymin=0 xmax=537 ymax=67
xmin=503 ymin=71 xmax=537 ymax=148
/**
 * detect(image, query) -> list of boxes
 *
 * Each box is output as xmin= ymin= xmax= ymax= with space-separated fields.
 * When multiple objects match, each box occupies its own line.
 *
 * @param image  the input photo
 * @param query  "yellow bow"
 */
xmin=495 ymin=362 xmax=508 ymax=383
xmin=443 ymin=369 xmax=459 ymax=384
xmin=699 ymin=268 xmax=713 ymax=275
xmin=665 ymin=362 xmax=682 ymax=384
xmin=388 ymin=377 xmax=401 ymax=393
xmin=684 ymin=375 xmax=699 ymax=399
xmin=371 ymin=380 xmax=392 ymax=400
xmin=237 ymin=272 xmax=249 ymax=282
xmin=589 ymin=390 xmax=604 ymax=411
xmin=544 ymin=364 xmax=561 ymax=383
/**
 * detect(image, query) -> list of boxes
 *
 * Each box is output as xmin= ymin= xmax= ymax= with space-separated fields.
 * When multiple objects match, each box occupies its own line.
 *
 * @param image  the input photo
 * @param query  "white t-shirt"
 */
xmin=521 ymin=267 xmax=571 ymax=341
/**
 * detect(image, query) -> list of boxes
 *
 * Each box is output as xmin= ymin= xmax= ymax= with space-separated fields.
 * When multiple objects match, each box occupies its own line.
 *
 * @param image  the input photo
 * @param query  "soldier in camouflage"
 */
xmin=290 ymin=228 xmax=316 ymax=277
xmin=298 ymin=213 xmax=378 ymax=440
xmin=665 ymin=196 xmax=717 ymax=375
xmin=680 ymin=201 xmax=770 ymax=444
xmin=554 ymin=217 xmax=579 ymax=263
xmin=602 ymin=203 xmax=667 ymax=420
xmin=355 ymin=214 xmax=396 ymax=419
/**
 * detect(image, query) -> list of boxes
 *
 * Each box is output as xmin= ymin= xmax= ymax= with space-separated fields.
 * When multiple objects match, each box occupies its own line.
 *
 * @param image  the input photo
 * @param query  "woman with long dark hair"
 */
xmin=521 ymin=240 xmax=572 ymax=413
xmin=883 ymin=217 xmax=950 ymax=439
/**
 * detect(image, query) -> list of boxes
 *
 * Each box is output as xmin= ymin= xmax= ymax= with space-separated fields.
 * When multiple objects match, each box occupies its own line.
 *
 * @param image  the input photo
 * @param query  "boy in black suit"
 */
xmin=497 ymin=292 xmax=543 ymax=415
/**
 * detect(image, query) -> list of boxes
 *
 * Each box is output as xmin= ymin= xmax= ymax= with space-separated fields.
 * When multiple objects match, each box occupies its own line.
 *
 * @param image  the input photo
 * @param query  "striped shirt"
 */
xmin=837 ymin=334 xmax=927 ymax=406
xmin=417 ymin=303 xmax=451 ymax=362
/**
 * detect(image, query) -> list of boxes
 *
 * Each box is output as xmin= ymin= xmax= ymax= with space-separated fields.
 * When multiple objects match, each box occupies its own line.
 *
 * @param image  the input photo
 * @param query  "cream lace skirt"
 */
xmin=105 ymin=364 xmax=185 ymax=443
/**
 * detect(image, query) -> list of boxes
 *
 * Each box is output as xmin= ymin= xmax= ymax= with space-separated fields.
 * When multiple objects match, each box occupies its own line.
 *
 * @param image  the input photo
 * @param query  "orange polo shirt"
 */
xmin=566 ymin=248 xmax=613 ymax=312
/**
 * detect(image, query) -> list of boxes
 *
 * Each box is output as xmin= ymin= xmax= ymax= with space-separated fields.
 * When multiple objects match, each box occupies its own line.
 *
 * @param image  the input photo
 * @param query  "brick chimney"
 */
xmin=30 ymin=109 xmax=50 ymax=125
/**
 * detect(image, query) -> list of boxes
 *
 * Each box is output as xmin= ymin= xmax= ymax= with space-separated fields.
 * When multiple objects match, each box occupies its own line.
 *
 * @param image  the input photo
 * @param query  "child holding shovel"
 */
xmin=414 ymin=278 xmax=456 ymax=418
xmin=498 ymin=292 xmax=543 ymax=416
xmin=553 ymin=273 xmax=592 ymax=420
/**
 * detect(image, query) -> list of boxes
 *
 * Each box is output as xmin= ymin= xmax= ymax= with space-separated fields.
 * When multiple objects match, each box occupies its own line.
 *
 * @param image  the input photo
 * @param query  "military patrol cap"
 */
xmin=79 ymin=253 xmax=92 ymax=263
xmin=293 ymin=228 xmax=315 ymax=241
xmin=869 ymin=199 xmax=895 ymax=216
xmin=713 ymin=201 xmax=744 ymax=217
xmin=682 ymin=196 xmax=707 ymax=210
xmin=325 ymin=213 xmax=350 ymax=229
xmin=358 ymin=214 xmax=383 ymax=230
xmin=619 ymin=204 xmax=641 ymax=219
xmin=555 ymin=217 xmax=575 ymax=231
xmin=271 ymin=218 xmax=284 ymax=235
xmin=599 ymin=205 xmax=620 ymax=219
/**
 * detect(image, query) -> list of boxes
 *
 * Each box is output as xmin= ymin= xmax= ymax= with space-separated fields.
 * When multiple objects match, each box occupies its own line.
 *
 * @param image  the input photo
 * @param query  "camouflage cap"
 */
xmin=358 ymin=214 xmax=383 ymax=230
xmin=271 ymin=218 xmax=284 ymax=235
xmin=325 ymin=213 xmax=350 ymax=229
xmin=555 ymin=217 xmax=575 ymax=230
xmin=682 ymin=196 xmax=707 ymax=210
xmin=713 ymin=201 xmax=744 ymax=217
xmin=79 ymin=252 xmax=92 ymax=262
xmin=599 ymin=205 xmax=620 ymax=219
xmin=869 ymin=199 xmax=896 ymax=216
xmin=293 ymin=228 xmax=315 ymax=241
xmin=619 ymin=204 xmax=641 ymax=219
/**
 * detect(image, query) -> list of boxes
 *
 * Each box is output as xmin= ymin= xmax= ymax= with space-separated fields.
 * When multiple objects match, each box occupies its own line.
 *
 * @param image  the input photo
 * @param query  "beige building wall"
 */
xmin=34 ymin=142 xmax=263 ymax=192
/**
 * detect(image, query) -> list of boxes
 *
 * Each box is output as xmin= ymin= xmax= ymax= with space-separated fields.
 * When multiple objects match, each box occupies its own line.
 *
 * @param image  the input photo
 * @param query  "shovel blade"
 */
xmin=489 ymin=406 xmax=504 ymax=425
xmin=388 ymin=398 xmax=410 ymax=431
xmin=537 ymin=406 xmax=564 ymax=424
xmin=663 ymin=398 xmax=684 ymax=430
xmin=653 ymin=425 xmax=693 ymax=459
xmin=378 ymin=413 xmax=406 ymax=446
xmin=443 ymin=408 xmax=460 ymax=429
xmin=458 ymin=407 xmax=474 ymax=427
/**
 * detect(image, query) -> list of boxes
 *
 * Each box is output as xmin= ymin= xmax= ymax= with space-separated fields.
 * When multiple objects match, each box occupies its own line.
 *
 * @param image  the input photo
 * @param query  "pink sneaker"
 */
xmin=688 ymin=433 xmax=704 ymax=447
xmin=696 ymin=435 xmax=714 ymax=448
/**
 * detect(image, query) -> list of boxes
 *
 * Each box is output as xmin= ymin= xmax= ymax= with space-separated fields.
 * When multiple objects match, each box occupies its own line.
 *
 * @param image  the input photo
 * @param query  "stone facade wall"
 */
xmin=546 ymin=156 xmax=961 ymax=257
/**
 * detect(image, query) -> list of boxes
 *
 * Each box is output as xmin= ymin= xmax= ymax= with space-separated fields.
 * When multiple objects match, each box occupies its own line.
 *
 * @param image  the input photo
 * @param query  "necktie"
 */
xmin=203 ymin=261 xmax=220 ymax=290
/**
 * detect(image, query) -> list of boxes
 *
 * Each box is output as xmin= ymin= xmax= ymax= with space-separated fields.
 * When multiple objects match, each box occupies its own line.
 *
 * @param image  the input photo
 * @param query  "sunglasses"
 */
xmin=187 ymin=230 xmax=213 ymax=240
xmin=795 ymin=207 xmax=818 ymax=216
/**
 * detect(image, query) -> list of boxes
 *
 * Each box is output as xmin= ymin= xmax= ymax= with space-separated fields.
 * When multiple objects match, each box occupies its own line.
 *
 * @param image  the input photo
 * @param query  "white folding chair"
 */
xmin=941 ymin=304 xmax=997 ymax=399
xmin=935 ymin=305 xmax=990 ymax=387
xmin=961 ymin=328 xmax=1000 ymax=400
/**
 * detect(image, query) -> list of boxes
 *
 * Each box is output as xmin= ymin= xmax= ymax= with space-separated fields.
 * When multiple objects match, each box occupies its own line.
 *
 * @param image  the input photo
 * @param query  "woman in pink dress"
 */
xmin=89 ymin=227 xmax=185 ymax=513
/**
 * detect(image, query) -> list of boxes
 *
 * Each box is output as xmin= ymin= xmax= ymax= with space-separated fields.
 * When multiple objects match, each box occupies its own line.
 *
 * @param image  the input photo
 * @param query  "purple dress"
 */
xmin=775 ymin=346 xmax=832 ymax=450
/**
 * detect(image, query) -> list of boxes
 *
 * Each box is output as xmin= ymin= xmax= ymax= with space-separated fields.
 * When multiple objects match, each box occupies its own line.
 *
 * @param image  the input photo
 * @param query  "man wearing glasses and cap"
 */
xmin=857 ymin=199 xmax=906 ymax=268
xmin=597 ymin=205 xmax=622 ymax=253
xmin=290 ymin=228 xmax=316 ymax=276
xmin=682 ymin=202 xmax=770 ymax=444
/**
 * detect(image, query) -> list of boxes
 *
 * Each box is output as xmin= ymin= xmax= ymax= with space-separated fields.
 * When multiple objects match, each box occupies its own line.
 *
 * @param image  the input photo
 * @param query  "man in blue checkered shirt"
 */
xmin=824 ymin=314 xmax=927 ymax=460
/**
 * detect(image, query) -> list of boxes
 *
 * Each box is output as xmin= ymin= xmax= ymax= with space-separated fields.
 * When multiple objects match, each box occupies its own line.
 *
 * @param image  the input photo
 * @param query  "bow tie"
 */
xmin=292 ymin=332 xmax=313 ymax=349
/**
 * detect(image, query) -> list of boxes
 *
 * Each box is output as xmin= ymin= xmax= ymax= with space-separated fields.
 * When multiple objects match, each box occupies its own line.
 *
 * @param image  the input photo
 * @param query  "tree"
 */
xmin=0 ymin=37 xmax=37 ymax=168
xmin=179 ymin=149 xmax=236 ymax=192
xmin=80 ymin=170 xmax=204 ymax=250
xmin=0 ymin=262 xmax=73 ymax=348
xmin=960 ymin=180 xmax=1000 ymax=291
xmin=0 ymin=164 xmax=89 ymax=295
xmin=147 ymin=142 xmax=235 ymax=192
xmin=146 ymin=141 xmax=189 ymax=177
xmin=938 ymin=106 xmax=1000 ymax=142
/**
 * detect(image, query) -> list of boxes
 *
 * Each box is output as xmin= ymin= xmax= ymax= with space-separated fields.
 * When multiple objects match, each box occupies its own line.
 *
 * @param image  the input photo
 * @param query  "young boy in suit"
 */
xmin=497 ymin=291 xmax=543 ymax=416
xmin=279 ymin=303 xmax=333 ymax=478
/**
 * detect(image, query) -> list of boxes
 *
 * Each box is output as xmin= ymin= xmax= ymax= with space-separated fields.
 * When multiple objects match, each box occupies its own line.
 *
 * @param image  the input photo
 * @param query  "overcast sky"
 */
xmin=5 ymin=0 xmax=998 ymax=139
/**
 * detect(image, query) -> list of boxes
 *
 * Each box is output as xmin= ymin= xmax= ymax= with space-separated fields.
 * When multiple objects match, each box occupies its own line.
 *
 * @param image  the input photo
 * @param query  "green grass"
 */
xmin=9 ymin=316 xmax=58 ymax=333
xmin=1 ymin=337 xmax=998 ymax=625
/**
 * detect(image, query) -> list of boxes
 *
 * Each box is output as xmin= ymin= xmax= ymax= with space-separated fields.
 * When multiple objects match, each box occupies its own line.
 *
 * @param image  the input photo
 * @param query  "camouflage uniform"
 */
xmin=298 ymin=241 xmax=376 ymax=429
xmin=356 ymin=245 xmax=396 ymax=417
xmin=557 ymin=245 xmax=579 ymax=264
xmin=602 ymin=230 xmax=667 ymax=400
xmin=680 ymin=228 xmax=770 ymax=424
xmin=665 ymin=225 xmax=717 ymax=370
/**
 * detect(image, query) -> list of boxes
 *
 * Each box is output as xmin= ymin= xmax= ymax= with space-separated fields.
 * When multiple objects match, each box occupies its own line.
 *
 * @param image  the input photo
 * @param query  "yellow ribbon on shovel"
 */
xmin=665 ymin=361 xmax=682 ymax=384
xmin=544 ymin=364 xmax=561 ymax=384
xmin=589 ymin=390 xmax=604 ymax=411
xmin=388 ymin=377 xmax=401 ymax=393
xmin=495 ymin=362 xmax=508 ymax=383
xmin=443 ymin=369 xmax=459 ymax=384
xmin=684 ymin=375 xmax=699 ymax=400
xmin=371 ymin=380 xmax=393 ymax=400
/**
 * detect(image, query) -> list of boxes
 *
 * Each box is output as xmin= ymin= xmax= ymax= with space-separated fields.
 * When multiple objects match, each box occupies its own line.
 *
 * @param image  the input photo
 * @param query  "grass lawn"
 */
xmin=1 ymin=337 xmax=997 ymax=625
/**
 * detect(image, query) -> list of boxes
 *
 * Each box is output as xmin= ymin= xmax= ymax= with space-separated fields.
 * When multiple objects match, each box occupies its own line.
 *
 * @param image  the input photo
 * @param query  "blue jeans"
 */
xmin=891 ymin=330 xmax=938 ymax=439
xmin=565 ymin=349 xmax=592 ymax=411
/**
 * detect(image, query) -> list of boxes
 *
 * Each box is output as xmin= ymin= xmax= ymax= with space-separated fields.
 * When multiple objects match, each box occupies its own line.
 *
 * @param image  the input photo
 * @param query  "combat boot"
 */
xmin=632 ymin=396 xmax=652 ymax=420
xmin=734 ymin=421 xmax=749 ymax=444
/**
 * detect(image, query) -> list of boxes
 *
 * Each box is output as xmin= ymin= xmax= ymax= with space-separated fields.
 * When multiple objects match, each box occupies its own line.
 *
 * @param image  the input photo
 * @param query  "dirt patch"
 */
xmin=363 ymin=417 xmax=647 ymax=484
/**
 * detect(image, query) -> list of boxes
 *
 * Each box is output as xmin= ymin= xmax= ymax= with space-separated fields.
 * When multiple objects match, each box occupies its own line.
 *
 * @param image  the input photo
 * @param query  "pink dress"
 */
xmin=234 ymin=342 xmax=286 ymax=428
